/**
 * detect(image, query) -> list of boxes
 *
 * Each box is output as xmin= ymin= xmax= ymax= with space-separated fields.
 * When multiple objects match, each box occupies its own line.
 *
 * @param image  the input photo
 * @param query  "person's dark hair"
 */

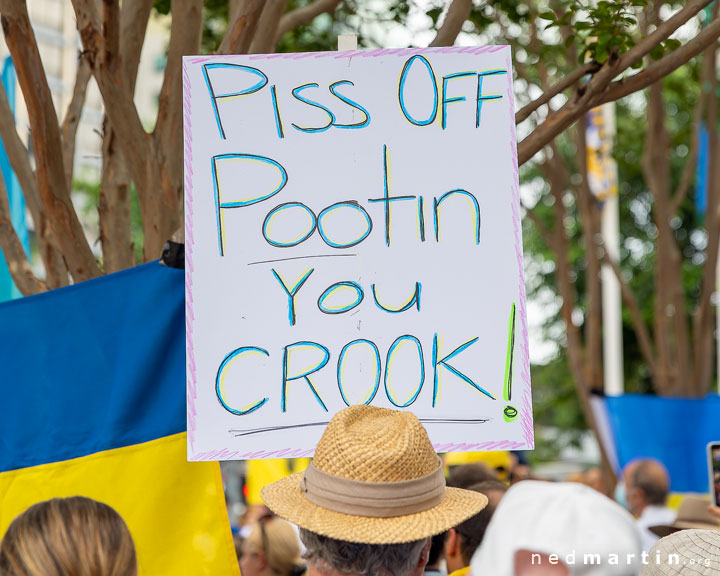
xmin=631 ymin=460 xmax=669 ymax=506
xmin=427 ymin=531 xmax=447 ymax=567
xmin=472 ymin=480 xmax=509 ymax=503
xmin=299 ymin=528 xmax=427 ymax=576
xmin=0 ymin=497 xmax=137 ymax=576
xmin=447 ymin=463 xmax=498 ymax=489
xmin=455 ymin=481 xmax=508 ymax=564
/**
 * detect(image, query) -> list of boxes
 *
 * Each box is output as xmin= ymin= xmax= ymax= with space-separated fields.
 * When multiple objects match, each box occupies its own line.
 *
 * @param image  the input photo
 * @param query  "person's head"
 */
xmin=239 ymin=515 xmax=303 ymax=576
xmin=300 ymin=529 xmax=429 ymax=576
xmin=471 ymin=481 xmax=641 ymax=576
xmin=584 ymin=467 xmax=605 ymax=493
xmin=639 ymin=529 xmax=720 ymax=575
xmin=0 ymin=496 xmax=137 ymax=576
xmin=261 ymin=405 xmax=488 ymax=576
xmin=445 ymin=480 xmax=507 ymax=573
xmin=447 ymin=462 xmax=498 ymax=489
xmin=626 ymin=459 xmax=670 ymax=517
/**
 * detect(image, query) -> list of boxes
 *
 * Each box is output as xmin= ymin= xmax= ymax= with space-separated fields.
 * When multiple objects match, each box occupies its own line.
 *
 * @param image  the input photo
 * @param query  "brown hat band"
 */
xmin=300 ymin=459 xmax=446 ymax=518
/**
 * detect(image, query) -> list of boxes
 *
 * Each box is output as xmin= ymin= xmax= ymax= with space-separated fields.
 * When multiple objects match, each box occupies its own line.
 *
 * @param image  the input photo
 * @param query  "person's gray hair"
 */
xmin=299 ymin=528 xmax=428 ymax=576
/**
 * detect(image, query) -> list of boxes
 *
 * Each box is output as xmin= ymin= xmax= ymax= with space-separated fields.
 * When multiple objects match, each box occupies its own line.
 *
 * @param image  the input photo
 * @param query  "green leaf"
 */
xmin=538 ymin=11 xmax=556 ymax=21
xmin=650 ymin=44 xmax=665 ymax=60
xmin=578 ymin=47 xmax=590 ymax=65
xmin=664 ymin=38 xmax=682 ymax=51
xmin=426 ymin=7 xmax=443 ymax=25
xmin=595 ymin=43 xmax=609 ymax=63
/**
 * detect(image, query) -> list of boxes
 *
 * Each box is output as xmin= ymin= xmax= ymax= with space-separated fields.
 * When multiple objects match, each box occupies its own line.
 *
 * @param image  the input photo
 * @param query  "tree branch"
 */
xmin=516 ymin=63 xmax=598 ymax=124
xmin=73 ymin=0 xmax=151 ymax=197
xmin=102 ymin=0 xmax=120 ymax=69
xmin=574 ymin=124 xmax=603 ymax=391
xmin=518 ymin=0 xmax=713 ymax=166
xmin=143 ymin=0 xmax=202 ymax=260
xmin=121 ymin=0 xmax=154 ymax=90
xmin=97 ymin=0 xmax=153 ymax=273
xmin=618 ymin=0 xmax=712 ymax=72
xmin=671 ymin=86 xmax=704 ymax=214
xmin=60 ymin=56 xmax=92 ymax=191
xmin=0 ymin=82 xmax=67 ymax=288
xmin=250 ymin=0 xmax=289 ymax=54
xmin=600 ymin=250 xmax=658 ymax=379
xmin=218 ymin=0 xmax=265 ymax=55
xmin=0 ymin=164 xmax=47 ymax=295
xmin=274 ymin=0 xmax=342 ymax=44
xmin=429 ymin=0 xmax=472 ymax=47
xmin=0 ymin=83 xmax=42 ymax=234
xmin=600 ymin=17 xmax=720 ymax=105
xmin=155 ymin=0 xmax=202 ymax=144
xmin=0 ymin=1 xmax=99 ymax=281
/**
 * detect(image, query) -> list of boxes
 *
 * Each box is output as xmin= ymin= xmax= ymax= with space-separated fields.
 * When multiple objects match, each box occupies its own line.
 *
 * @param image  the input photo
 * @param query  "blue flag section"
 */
xmin=0 ymin=261 xmax=186 ymax=473
xmin=604 ymin=394 xmax=720 ymax=493
xmin=0 ymin=56 xmax=28 ymax=302
xmin=0 ymin=261 xmax=242 ymax=575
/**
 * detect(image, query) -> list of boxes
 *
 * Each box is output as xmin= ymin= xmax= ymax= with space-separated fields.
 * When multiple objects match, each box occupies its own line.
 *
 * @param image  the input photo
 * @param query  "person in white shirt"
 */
xmin=625 ymin=459 xmax=676 ymax=553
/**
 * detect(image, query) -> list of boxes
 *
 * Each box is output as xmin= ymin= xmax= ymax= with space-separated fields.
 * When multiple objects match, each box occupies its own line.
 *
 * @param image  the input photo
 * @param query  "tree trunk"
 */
xmin=542 ymin=142 xmax=617 ymax=493
xmin=692 ymin=13 xmax=720 ymax=396
xmin=575 ymin=124 xmax=603 ymax=394
xmin=0 ymin=2 xmax=99 ymax=281
xmin=98 ymin=0 xmax=153 ymax=272
xmin=249 ymin=0 xmax=288 ymax=54
xmin=99 ymin=123 xmax=135 ymax=272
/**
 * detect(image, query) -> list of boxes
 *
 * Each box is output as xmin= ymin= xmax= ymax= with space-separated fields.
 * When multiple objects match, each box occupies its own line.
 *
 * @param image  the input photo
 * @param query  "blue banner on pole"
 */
xmin=0 ymin=56 xmax=29 ymax=302
xmin=696 ymin=122 xmax=709 ymax=222
xmin=604 ymin=394 xmax=720 ymax=493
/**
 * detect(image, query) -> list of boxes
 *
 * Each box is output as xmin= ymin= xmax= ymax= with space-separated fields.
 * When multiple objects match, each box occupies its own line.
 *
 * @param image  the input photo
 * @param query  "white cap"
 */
xmin=470 ymin=481 xmax=641 ymax=575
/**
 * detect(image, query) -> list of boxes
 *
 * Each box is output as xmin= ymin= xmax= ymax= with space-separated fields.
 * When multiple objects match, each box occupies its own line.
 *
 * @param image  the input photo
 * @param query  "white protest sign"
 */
xmin=183 ymin=47 xmax=534 ymax=460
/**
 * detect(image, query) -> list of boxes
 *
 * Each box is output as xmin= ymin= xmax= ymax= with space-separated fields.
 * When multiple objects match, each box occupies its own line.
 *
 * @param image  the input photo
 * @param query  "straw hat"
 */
xmin=649 ymin=497 xmax=720 ymax=538
xmin=639 ymin=529 xmax=720 ymax=575
xmin=261 ymin=405 xmax=488 ymax=544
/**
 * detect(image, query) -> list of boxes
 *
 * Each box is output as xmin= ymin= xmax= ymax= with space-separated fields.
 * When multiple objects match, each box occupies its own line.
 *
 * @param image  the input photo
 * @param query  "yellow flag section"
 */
xmin=0 ymin=433 xmax=239 ymax=576
xmin=245 ymin=458 xmax=311 ymax=506
xmin=444 ymin=451 xmax=512 ymax=481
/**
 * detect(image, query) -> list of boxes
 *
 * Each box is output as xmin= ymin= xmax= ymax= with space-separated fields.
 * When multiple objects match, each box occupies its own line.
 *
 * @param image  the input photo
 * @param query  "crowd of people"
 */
xmin=1 ymin=405 xmax=719 ymax=575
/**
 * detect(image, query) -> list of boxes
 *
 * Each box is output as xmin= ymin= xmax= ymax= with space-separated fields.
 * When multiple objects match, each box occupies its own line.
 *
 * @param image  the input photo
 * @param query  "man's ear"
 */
xmin=414 ymin=538 xmax=432 ymax=575
xmin=445 ymin=528 xmax=460 ymax=558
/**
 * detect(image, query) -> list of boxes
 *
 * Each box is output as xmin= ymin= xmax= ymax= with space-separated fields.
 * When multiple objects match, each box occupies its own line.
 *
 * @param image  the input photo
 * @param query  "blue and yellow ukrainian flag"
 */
xmin=0 ymin=262 xmax=240 ymax=575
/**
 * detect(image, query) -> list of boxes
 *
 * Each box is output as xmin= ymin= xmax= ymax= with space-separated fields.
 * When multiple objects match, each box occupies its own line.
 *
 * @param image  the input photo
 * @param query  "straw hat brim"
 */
xmin=261 ymin=471 xmax=489 ymax=544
